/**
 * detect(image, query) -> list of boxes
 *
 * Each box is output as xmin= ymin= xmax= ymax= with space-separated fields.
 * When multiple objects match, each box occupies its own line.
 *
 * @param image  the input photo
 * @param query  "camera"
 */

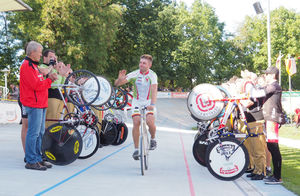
xmin=49 ymin=59 xmax=56 ymax=66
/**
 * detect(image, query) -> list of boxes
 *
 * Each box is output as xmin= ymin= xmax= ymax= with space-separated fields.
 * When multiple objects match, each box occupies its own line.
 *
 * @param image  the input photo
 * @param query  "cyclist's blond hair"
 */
xmin=140 ymin=54 xmax=152 ymax=63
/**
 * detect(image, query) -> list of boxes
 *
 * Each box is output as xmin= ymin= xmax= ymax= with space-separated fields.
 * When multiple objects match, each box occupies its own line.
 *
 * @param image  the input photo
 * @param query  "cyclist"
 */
xmin=115 ymin=54 xmax=158 ymax=160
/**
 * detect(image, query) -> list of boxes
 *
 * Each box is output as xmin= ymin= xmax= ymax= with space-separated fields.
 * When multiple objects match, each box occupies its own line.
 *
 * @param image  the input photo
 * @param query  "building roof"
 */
xmin=0 ymin=0 xmax=32 ymax=12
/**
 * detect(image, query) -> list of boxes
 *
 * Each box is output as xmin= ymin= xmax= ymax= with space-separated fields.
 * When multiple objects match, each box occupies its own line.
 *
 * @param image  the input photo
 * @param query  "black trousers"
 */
xmin=267 ymin=142 xmax=282 ymax=180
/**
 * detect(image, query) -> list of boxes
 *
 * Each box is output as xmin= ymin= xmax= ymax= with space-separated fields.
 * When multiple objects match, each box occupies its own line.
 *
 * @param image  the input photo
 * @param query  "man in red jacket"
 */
xmin=20 ymin=41 xmax=57 ymax=171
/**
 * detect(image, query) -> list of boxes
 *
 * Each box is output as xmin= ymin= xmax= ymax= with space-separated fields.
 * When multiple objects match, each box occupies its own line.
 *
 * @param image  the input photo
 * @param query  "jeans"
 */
xmin=24 ymin=107 xmax=47 ymax=164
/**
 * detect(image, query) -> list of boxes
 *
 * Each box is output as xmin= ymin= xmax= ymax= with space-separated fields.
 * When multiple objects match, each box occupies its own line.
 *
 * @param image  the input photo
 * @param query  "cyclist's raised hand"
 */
xmin=115 ymin=70 xmax=128 ymax=86
xmin=118 ymin=70 xmax=127 ymax=79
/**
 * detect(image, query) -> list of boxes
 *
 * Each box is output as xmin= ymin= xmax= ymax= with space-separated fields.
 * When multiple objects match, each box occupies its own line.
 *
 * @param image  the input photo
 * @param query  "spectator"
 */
xmin=251 ymin=66 xmax=285 ymax=184
xmin=39 ymin=49 xmax=72 ymax=128
xmin=20 ymin=41 xmax=57 ymax=171
xmin=9 ymin=84 xmax=19 ymax=100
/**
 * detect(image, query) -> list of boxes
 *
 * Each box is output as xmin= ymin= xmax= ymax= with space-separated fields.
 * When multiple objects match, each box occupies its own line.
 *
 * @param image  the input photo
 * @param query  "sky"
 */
xmin=180 ymin=0 xmax=300 ymax=33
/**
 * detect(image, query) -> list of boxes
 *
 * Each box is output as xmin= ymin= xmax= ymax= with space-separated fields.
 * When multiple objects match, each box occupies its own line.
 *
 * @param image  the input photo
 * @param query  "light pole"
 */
xmin=253 ymin=0 xmax=271 ymax=67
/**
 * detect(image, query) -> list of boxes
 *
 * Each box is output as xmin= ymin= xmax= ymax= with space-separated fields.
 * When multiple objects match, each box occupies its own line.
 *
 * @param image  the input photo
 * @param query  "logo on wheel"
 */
xmin=74 ymin=140 xmax=79 ymax=154
xmin=220 ymin=165 xmax=239 ymax=174
xmin=196 ymin=94 xmax=215 ymax=112
xmin=45 ymin=151 xmax=56 ymax=161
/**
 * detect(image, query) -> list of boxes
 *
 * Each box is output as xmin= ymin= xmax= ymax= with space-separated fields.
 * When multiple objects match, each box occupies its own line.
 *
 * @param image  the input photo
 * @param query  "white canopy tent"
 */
xmin=0 ymin=0 xmax=32 ymax=12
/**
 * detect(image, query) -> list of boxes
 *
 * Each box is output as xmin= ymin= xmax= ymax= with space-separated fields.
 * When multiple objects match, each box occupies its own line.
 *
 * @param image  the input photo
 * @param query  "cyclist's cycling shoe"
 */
xmin=149 ymin=139 xmax=157 ymax=150
xmin=132 ymin=150 xmax=139 ymax=160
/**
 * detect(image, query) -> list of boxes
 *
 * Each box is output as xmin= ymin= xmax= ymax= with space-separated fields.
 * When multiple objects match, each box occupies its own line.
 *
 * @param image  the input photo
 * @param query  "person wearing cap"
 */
xmin=250 ymin=66 xmax=285 ymax=184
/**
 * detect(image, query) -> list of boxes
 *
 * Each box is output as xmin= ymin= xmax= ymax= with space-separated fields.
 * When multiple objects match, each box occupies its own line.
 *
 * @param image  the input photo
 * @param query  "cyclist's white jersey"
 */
xmin=126 ymin=69 xmax=158 ymax=102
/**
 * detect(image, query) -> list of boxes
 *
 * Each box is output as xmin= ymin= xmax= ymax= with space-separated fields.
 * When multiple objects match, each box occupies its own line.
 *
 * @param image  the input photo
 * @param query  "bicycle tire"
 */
xmin=140 ymin=134 xmax=145 ymax=175
xmin=192 ymin=133 xmax=209 ymax=167
xmin=92 ymin=91 xmax=116 ymax=111
xmin=111 ymin=88 xmax=128 ymax=110
xmin=112 ymin=122 xmax=128 ymax=145
xmin=100 ymin=120 xmax=118 ymax=146
xmin=78 ymin=124 xmax=100 ymax=159
xmin=144 ymin=127 xmax=149 ymax=170
xmin=64 ymin=70 xmax=100 ymax=107
xmin=194 ymin=131 xmax=201 ymax=141
xmin=92 ymin=76 xmax=113 ymax=106
xmin=42 ymin=123 xmax=83 ymax=165
xmin=205 ymin=137 xmax=249 ymax=181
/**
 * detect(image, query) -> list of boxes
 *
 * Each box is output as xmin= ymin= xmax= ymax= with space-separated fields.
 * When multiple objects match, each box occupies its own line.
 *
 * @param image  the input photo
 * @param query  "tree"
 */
xmin=106 ymin=0 xmax=172 ymax=82
xmin=235 ymin=7 xmax=300 ymax=90
xmin=8 ymin=0 xmax=122 ymax=74
xmin=0 ymin=13 xmax=20 ymax=86
xmin=172 ymin=1 xmax=238 ymax=89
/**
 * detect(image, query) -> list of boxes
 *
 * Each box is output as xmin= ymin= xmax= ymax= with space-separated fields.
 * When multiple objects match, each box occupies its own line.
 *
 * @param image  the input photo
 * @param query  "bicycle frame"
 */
xmin=209 ymin=97 xmax=254 ymax=159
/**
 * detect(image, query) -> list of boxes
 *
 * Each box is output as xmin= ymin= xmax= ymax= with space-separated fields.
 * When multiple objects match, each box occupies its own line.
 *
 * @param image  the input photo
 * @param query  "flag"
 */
xmin=285 ymin=57 xmax=297 ymax=76
xmin=275 ymin=53 xmax=283 ymax=69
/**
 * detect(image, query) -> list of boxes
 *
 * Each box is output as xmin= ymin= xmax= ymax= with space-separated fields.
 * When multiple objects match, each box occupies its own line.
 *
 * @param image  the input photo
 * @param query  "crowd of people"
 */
xmin=220 ymin=67 xmax=285 ymax=184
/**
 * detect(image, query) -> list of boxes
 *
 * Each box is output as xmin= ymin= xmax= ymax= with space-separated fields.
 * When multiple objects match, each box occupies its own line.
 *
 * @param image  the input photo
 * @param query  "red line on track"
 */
xmin=180 ymin=134 xmax=195 ymax=196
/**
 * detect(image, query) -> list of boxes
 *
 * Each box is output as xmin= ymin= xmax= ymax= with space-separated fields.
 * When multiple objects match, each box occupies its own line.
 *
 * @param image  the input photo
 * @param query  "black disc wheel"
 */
xmin=100 ymin=120 xmax=118 ymax=146
xmin=112 ymin=122 xmax=128 ymax=145
xmin=42 ymin=123 xmax=83 ymax=165
xmin=192 ymin=133 xmax=209 ymax=167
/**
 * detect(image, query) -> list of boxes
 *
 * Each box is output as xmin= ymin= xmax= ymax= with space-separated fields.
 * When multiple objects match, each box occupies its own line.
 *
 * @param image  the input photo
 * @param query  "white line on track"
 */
xmin=126 ymin=123 xmax=197 ymax=134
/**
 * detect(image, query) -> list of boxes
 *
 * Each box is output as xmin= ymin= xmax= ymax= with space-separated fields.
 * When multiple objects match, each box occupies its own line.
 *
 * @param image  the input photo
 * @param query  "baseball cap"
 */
xmin=262 ymin=66 xmax=279 ymax=75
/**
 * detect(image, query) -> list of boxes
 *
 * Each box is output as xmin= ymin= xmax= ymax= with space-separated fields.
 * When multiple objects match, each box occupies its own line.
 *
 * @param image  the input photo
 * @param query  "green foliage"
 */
xmin=172 ymin=1 xmax=242 ymax=89
xmin=1 ymin=1 xmax=299 ymax=91
xmin=0 ymin=13 xmax=20 ymax=85
xmin=8 ymin=0 xmax=122 ymax=75
xmin=235 ymin=7 xmax=300 ymax=90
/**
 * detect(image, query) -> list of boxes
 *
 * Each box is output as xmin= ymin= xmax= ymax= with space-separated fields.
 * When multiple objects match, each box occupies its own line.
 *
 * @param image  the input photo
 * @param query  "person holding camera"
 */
xmin=39 ymin=49 xmax=72 ymax=128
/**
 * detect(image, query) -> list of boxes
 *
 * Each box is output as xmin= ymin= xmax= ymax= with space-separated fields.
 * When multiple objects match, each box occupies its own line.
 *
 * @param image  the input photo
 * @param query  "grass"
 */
xmin=280 ymin=145 xmax=300 ymax=195
xmin=279 ymin=125 xmax=300 ymax=140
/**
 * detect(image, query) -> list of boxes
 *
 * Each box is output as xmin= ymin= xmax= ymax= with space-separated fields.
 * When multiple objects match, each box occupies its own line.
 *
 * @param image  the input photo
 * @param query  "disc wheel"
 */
xmin=100 ymin=120 xmax=118 ymax=146
xmin=42 ymin=123 xmax=83 ymax=165
xmin=192 ymin=133 xmax=209 ymax=167
xmin=64 ymin=70 xmax=100 ymax=107
xmin=205 ymin=137 xmax=249 ymax=181
xmin=77 ymin=124 xmax=100 ymax=159
xmin=92 ymin=76 xmax=113 ymax=106
xmin=112 ymin=122 xmax=128 ymax=145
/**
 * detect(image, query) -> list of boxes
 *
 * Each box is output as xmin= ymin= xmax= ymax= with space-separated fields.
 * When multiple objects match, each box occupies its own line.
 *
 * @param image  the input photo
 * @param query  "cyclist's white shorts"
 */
xmin=131 ymin=99 xmax=156 ymax=117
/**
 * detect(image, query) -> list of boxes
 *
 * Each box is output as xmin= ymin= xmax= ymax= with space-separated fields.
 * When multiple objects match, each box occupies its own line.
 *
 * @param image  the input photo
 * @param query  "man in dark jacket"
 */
xmin=20 ymin=41 xmax=57 ymax=171
xmin=251 ymin=66 xmax=284 ymax=184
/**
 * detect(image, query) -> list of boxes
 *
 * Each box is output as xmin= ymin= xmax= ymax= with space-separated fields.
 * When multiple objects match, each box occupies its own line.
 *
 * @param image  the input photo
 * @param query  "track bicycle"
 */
xmin=188 ymin=83 xmax=258 ymax=180
xmin=42 ymin=70 xmax=103 ymax=164
xmin=204 ymin=96 xmax=254 ymax=181
xmin=192 ymin=85 xmax=235 ymax=167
